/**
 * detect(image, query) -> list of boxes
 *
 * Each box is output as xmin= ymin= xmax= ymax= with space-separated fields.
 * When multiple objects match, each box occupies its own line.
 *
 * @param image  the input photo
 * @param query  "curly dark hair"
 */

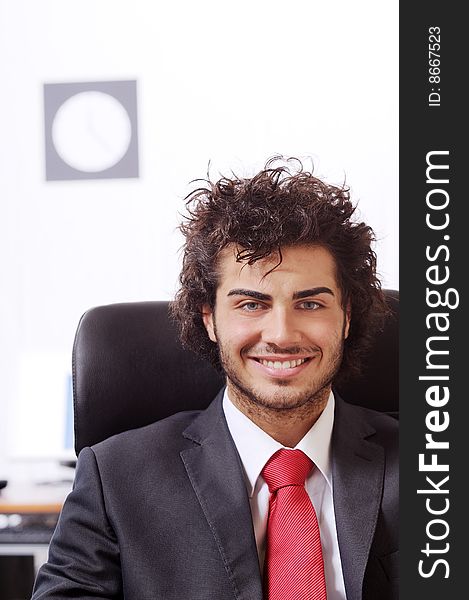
xmin=171 ymin=157 xmax=388 ymax=383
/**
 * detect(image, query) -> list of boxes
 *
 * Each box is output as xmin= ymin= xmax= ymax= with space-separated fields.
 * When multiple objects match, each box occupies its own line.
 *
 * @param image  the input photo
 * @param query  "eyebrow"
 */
xmin=227 ymin=287 xmax=335 ymax=301
xmin=293 ymin=287 xmax=334 ymax=300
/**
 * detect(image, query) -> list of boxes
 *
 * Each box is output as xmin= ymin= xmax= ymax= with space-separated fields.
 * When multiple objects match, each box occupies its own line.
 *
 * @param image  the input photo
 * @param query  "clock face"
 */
xmin=51 ymin=91 xmax=132 ymax=173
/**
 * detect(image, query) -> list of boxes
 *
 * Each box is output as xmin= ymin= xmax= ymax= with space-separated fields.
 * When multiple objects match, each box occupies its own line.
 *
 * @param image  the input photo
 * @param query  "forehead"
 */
xmin=216 ymin=244 xmax=340 ymax=294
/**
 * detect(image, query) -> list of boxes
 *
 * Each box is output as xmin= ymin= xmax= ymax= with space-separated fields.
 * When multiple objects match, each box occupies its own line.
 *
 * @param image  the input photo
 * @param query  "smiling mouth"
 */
xmin=252 ymin=357 xmax=312 ymax=370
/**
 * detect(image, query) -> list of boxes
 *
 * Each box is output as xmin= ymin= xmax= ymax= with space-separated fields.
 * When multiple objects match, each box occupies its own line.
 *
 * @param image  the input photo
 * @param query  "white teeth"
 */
xmin=260 ymin=358 xmax=306 ymax=369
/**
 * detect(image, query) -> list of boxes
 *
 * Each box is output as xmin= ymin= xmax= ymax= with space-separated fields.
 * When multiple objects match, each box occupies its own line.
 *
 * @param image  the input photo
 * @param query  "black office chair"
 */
xmin=72 ymin=291 xmax=399 ymax=456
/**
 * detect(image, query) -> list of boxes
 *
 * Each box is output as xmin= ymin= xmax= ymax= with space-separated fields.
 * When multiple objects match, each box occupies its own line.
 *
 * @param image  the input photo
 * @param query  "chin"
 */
xmin=240 ymin=383 xmax=327 ymax=412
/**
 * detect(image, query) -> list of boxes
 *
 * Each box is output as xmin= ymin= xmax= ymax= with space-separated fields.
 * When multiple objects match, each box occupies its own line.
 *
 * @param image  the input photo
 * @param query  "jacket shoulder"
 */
xmin=88 ymin=409 xmax=202 ymax=463
xmin=335 ymin=398 xmax=399 ymax=456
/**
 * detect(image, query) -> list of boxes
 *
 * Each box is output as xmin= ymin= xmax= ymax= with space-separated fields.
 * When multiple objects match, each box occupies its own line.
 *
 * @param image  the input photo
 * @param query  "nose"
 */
xmin=261 ymin=306 xmax=303 ymax=349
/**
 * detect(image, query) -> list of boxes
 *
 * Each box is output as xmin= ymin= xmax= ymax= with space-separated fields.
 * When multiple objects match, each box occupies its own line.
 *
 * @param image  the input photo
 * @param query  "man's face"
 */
xmin=202 ymin=244 xmax=350 ymax=413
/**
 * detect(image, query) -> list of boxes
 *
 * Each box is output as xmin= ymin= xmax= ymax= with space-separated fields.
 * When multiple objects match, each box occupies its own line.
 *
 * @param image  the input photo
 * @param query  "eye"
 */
xmin=299 ymin=300 xmax=320 ymax=310
xmin=240 ymin=301 xmax=263 ymax=311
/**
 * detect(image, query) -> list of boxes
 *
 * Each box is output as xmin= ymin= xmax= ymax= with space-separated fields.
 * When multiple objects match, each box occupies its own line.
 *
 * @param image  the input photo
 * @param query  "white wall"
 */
xmin=0 ymin=0 xmax=398 ymax=465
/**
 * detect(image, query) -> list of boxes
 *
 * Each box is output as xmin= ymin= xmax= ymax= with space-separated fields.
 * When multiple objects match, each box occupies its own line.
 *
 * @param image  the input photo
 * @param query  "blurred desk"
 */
xmin=0 ymin=478 xmax=72 ymax=581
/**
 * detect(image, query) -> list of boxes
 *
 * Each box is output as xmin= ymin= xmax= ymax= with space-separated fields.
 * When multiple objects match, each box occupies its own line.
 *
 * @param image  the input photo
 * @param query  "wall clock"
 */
xmin=44 ymin=80 xmax=139 ymax=181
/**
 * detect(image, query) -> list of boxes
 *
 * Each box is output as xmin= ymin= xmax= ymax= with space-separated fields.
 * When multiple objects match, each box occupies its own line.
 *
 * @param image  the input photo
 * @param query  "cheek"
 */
xmin=220 ymin=320 xmax=260 ymax=352
xmin=304 ymin=318 xmax=344 ymax=346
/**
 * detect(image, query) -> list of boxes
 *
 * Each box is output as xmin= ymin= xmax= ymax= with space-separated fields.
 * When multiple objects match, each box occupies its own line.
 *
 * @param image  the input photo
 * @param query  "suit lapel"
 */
xmin=180 ymin=391 xmax=263 ymax=600
xmin=332 ymin=396 xmax=385 ymax=600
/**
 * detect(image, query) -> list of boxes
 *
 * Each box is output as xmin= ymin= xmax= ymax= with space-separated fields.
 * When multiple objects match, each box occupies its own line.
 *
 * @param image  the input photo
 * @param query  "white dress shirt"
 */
xmin=223 ymin=389 xmax=347 ymax=600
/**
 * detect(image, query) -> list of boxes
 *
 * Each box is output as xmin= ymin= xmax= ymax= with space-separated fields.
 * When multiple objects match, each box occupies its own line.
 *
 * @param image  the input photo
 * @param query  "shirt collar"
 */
xmin=223 ymin=389 xmax=335 ymax=497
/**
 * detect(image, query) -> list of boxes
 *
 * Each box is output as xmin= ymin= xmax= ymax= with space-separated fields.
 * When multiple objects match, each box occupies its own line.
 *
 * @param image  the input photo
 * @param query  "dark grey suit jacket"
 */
xmin=32 ymin=391 xmax=398 ymax=599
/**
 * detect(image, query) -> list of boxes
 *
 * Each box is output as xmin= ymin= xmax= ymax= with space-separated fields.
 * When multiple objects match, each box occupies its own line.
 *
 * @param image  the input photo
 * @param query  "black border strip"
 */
xmin=400 ymin=2 xmax=464 ymax=596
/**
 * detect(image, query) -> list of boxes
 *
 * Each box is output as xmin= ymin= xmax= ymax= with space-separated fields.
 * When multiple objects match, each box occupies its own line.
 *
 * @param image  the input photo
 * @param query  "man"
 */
xmin=32 ymin=158 xmax=398 ymax=599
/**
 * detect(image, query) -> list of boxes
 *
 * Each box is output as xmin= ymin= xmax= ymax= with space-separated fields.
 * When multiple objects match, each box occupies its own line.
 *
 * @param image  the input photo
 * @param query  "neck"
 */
xmin=226 ymin=384 xmax=331 ymax=448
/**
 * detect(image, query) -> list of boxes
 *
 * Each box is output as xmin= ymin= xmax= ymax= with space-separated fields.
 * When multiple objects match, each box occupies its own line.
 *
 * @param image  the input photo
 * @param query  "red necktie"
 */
xmin=262 ymin=449 xmax=327 ymax=600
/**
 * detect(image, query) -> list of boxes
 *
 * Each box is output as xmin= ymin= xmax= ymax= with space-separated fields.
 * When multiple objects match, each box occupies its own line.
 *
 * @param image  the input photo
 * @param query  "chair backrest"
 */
xmin=72 ymin=290 xmax=399 ymax=455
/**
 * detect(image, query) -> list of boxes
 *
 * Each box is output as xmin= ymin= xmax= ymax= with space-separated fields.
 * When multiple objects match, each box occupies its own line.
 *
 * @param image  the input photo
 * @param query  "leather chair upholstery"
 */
xmin=72 ymin=290 xmax=399 ymax=455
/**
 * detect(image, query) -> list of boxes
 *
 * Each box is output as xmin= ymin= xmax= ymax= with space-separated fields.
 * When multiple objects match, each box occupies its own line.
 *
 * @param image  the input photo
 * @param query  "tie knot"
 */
xmin=262 ymin=449 xmax=314 ymax=493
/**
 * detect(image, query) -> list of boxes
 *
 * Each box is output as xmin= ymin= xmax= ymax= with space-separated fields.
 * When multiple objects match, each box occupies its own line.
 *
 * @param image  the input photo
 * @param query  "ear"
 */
xmin=202 ymin=304 xmax=217 ymax=343
xmin=344 ymin=301 xmax=351 ymax=339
